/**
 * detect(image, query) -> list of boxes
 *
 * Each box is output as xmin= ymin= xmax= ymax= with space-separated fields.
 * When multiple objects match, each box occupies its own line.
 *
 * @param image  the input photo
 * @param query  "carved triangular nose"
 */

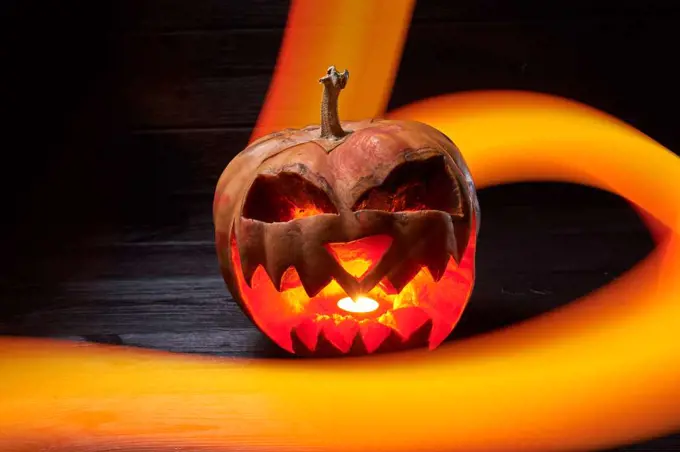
xmin=324 ymin=234 xmax=393 ymax=280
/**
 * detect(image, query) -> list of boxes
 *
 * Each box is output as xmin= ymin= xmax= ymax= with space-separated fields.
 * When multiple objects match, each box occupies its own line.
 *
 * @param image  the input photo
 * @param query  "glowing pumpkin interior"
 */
xmin=230 ymin=226 xmax=476 ymax=354
xmin=224 ymin=154 xmax=478 ymax=355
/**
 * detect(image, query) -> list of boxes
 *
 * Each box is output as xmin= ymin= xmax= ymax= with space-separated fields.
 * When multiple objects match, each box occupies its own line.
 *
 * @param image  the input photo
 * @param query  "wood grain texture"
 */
xmin=114 ymin=0 xmax=291 ymax=31
xmin=110 ymin=0 xmax=680 ymax=32
xmin=127 ymin=76 xmax=271 ymax=128
xmin=410 ymin=0 xmax=680 ymax=22
xmin=119 ymin=30 xmax=283 ymax=77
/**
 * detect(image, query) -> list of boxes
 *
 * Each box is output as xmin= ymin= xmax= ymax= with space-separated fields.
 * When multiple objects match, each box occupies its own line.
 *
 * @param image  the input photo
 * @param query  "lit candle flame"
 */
xmin=337 ymin=296 xmax=379 ymax=313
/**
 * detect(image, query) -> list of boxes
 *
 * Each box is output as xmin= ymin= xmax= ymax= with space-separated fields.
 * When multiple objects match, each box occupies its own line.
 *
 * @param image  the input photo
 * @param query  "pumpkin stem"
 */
xmin=319 ymin=66 xmax=349 ymax=139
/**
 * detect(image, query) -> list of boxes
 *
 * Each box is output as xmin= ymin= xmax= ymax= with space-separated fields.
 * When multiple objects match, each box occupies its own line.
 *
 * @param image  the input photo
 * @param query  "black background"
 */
xmin=1 ymin=0 xmax=679 ymax=450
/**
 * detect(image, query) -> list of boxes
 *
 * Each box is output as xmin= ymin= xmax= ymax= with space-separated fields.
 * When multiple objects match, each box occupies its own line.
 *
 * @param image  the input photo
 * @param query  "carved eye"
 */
xmin=243 ymin=173 xmax=337 ymax=223
xmin=352 ymin=156 xmax=464 ymax=217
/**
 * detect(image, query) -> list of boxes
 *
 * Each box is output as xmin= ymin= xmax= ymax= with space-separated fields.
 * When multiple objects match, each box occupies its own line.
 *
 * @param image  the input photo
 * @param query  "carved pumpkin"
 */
xmin=214 ymin=66 xmax=480 ymax=355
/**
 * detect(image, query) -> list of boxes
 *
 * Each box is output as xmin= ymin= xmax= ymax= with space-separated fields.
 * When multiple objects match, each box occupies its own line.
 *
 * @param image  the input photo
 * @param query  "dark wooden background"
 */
xmin=1 ymin=0 xmax=679 ymax=450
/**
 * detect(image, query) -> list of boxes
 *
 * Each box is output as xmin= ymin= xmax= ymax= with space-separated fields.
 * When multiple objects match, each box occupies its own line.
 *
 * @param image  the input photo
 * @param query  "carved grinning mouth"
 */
xmin=229 ymin=230 xmax=476 ymax=354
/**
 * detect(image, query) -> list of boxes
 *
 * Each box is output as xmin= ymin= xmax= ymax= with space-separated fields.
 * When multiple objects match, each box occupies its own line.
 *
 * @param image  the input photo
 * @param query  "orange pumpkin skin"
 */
xmin=213 ymin=68 xmax=479 ymax=355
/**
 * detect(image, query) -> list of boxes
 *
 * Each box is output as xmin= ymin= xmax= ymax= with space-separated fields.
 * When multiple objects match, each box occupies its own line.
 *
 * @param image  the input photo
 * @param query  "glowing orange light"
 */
xmin=337 ymin=296 xmax=379 ymax=313
xmin=324 ymin=235 xmax=392 ymax=279
xmin=231 ymin=230 xmax=475 ymax=353
xmin=290 ymin=203 xmax=326 ymax=220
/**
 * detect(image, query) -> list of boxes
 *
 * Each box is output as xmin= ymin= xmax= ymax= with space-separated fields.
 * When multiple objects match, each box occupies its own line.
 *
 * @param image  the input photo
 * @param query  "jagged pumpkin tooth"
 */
xmin=296 ymin=252 xmax=339 ymax=298
xmin=391 ymin=307 xmax=430 ymax=341
xmin=378 ymin=278 xmax=399 ymax=295
xmin=229 ymin=232 xmax=260 ymax=288
xmin=293 ymin=318 xmax=321 ymax=352
xmin=428 ymin=303 xmax=464 ymax=349
xmin=321 ymin=319 xmax=354 ymax=353
xmin=264 ymin=257 xmax=294 ymax=292
xmin=358 ymin=245 xmax=402 ymax=293
xmin=332 ymin=270 xmax=362 ymax=300
xmin=386 ymin=260 xmax=423 ymax=294
xmin=279 ymin=266 xmax=302 ymax=291
xmin=241 ymin=262 xmax=258 ymax=288
xmin=450 ymin=221 xmax=470 ymax=265
xmin=236 ymin=221 xmax=268 ymax=287
xmin=298 ymin=272 xmax=334 ymax=299
xmin=336 ymin=318 xmax=360 ymax=346
xmin=262 ymin=322 xmax=294 ymax=353
xmin=423 ymin=250 xmax=450 ymax=282
xmin=429 ymin=321 xmax=455 ymax=350
xmin=359 ymin=321 xmax=392 ymax=353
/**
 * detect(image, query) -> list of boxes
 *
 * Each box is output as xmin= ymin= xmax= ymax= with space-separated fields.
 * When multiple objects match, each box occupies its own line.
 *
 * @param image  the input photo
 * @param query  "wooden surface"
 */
xmin=1 ymin=0 xmax=679 ymax=450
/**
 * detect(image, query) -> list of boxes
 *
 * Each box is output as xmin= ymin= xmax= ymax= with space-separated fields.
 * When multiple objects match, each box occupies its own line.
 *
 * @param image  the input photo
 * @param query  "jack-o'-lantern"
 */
xmin=214 ymin=66 xmax=480 ymax=355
